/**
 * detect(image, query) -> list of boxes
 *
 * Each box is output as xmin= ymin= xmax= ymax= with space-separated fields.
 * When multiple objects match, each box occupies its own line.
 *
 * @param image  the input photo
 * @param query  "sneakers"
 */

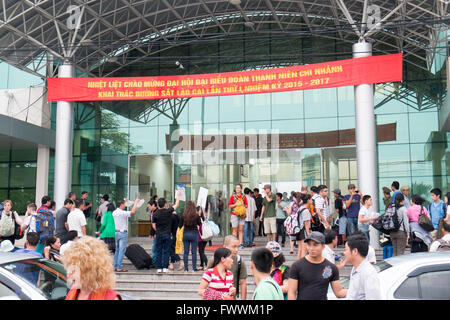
xmin=157 ymin=269 xmax=163 ymax=274
xmin=163 ymin=268 xmax=169 ymax=273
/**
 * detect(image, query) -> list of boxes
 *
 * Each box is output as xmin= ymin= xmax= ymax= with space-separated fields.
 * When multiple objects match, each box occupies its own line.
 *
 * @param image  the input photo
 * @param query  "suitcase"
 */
xmin=125 ymin=244 xmax=152 ymax=269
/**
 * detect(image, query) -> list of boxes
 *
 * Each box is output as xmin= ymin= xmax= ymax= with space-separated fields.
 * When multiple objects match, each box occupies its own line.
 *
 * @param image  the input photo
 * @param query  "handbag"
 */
xmin=13 ymin=220 xmax=24 ymax=240
xmin=200 ymin=219 xmax=213 ymax=241
xmin=202 ymin=287 xmax=224 ymax=300
xmin=175 ymin=226 xmax=184 ymax=254
xmin=207 ymin=220 xmax=220 ymax=236
xmin=418 ymin=206 xmax=434 ymax=232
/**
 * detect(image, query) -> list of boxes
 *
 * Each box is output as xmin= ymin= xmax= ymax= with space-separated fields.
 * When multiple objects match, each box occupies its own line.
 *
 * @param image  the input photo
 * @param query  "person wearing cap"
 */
xmin=0 ymin=239 xmax=16 ymax=252
xmin=250 ymin=247 xmax=284 ymax=300
xmin=333 ymin=188 xmax=347 ymax=244
xmin=344 ymin=184 xmax=362 ymax=236
xmin=288 ymin=231 xmax=347 ymax=300
xmin=260 ymin=184 xmax=277 ymax=243
xmin=266 ymin=241 xmax=289 ymax=300
xmin=382 ymin=187 xmax=392 ymax=211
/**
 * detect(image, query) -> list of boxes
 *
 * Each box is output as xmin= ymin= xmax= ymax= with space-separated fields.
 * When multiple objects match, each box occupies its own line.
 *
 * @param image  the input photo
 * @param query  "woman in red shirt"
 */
xmin=198 ymin=247 xmax=236 ymax=300
xmin=228 ymin=183 xmax=248 ymax=247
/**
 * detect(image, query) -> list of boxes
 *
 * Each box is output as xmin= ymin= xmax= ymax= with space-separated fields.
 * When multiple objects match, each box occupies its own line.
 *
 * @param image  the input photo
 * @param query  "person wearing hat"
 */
xmin=288 ymin=231 xmax=347 ymax=300
xmin=382 ymin=187 xmax=392 ymax=211
xmin=0 ymin=239 xmax=16 ymax=252
xmin=333 ymin=188 xmax=347 ymax=245
xmin=266 ymin=241 xmax=289 ymax=300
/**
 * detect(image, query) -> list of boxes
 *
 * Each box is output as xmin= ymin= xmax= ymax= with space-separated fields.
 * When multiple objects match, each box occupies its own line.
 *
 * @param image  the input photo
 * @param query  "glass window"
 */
xmin=418 ymin=270 xmax=450 ymax=299
xmin=11 ymin=149 xmax=37 ymax=162
xmin=219 ymin=95 xmax=245 ymax=123
xmin=408 ymin=111 xmax=438 ymax=143
xmin=271 ymin=91 xmax=303 ymax=120
xmin=337 ymin=86 xmax=354 ymax=117
xmin=376 ymin=113 xmax=410 ymax=145
xmin=129 ymin=126 xmax=158 ymax=155
xmin=304 ymin=88 xmax=337 ymax=118
xmin=0 ymin=163 xmax=9 ymax=188
xmin=394 ymin=277 xmax=420 ymax=299
xmin=189 ymin=96 xmax=219 ymax=124
xmin=374 ymin=83 xmax=408 ymax=115
xmin=377 ymin=144 xmax=411 ymax=178
xmin=9 ymin=188 xmax=35 ymax=214
xmin=245 ymin=93 xmax=271 ymax=122
xmin=9 ymin=162 xmax=36 ymax=188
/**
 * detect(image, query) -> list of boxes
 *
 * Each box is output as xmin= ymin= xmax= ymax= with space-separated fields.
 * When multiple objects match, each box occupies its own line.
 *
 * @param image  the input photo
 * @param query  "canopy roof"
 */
xmin=0 ymin=0 xmax=448 ymax=79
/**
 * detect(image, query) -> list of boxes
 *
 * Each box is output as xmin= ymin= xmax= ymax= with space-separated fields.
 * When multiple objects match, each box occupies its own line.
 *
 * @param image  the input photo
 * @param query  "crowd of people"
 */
xmin=0 ymin=181 xmax=449 ymax=300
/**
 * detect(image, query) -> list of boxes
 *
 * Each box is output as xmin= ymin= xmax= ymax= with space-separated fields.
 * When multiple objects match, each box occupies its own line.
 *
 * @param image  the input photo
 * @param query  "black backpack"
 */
xmin=380 ymin=205 xmax=401 ymax=234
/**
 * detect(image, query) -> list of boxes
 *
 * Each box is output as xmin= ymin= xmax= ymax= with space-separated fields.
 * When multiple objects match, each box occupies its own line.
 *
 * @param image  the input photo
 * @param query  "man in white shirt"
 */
xmin=344 ymin=233 xmax=381 ymax=300
xmin=113 ymin=198 xmax=139 ymax=272
xmin=67 ymin=199 xmax=87 ymax=238
xmin=21 ymin=203 xmax=38 ymax=235
xmin=429 ymin=220 xmax=450 ymax=252
xmin=322 ymin=229 xmax=346 ymax=270
xmin=96 ymin=194 xmax=110 ymax=225
xmin=358 ymin=195 xmax=378 ymax=240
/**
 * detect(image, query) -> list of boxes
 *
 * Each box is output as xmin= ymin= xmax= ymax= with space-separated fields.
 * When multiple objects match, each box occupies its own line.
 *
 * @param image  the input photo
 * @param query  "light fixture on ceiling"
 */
xmin=175 ymin=60 xmax=185 ymax=69
xmin=229 ymin=0 xmax=241 ymax=6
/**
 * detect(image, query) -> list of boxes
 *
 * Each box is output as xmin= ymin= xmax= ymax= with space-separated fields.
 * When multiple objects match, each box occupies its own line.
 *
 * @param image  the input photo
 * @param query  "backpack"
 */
xmin=436 ymin=239 xmax=450 ymax=252
xmin=232 ymin=194 xmax=246 ymax=218
xmin=284 ymin=207 xmax=302 ymax=235
xmin=0 ymin=211 xmax=16 ymax=237
xmin=380 ymin=205 xmax=401 ymax=234
xmin=35 ymin=208 xmax=55 ymax=243
xmin=310 ymin=196 xmax=323 ymax=231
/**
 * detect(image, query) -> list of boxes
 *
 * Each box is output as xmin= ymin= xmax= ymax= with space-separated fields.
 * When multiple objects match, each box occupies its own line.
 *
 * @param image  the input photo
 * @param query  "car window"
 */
xmin=2 ymin=260 xmax=68 ymax=300
xmin=418 ymin=270 xmax=450 ymax=300
xmin=373 ymin=261 xmax=392 ymax=273
xmin=394 ymin=277 xmax=420 ymax=299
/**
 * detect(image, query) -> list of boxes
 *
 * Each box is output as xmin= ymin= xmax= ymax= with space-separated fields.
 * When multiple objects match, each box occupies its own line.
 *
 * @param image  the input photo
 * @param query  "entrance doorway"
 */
xmin=322 ymin=146 xmax=357 ymax=194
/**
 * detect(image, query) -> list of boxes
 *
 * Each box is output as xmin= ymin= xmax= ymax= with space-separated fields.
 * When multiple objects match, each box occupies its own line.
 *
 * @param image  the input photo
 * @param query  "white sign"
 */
xmin=175 ymin=184 xmax=186 ymax=202
xmin=197 ymin=187 xmax=209 ymax=209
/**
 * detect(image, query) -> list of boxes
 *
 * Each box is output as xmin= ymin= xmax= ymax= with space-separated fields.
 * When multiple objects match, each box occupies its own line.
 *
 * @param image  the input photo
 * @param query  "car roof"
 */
xmin=0 ymin=252 xmax=41 ymax=265
xmin=384 ymin=252 xmax=450 ymax=266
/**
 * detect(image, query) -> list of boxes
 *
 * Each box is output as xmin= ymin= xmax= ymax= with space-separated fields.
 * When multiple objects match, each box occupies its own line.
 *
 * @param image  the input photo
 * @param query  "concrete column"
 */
xmin=353 ymin=41 xmax=380 ymax=249
xmin=35 ymin=145 xmax=50 ymax=205
xmin=53 ymin=63 xmax=75 ymax=208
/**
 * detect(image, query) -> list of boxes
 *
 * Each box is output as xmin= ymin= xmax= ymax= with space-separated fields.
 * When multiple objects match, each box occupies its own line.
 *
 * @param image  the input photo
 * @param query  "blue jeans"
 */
xmin=183 ymin=231 xmax=198 ymax=271
xmin=154 ymin=233 xmax=172 ymax=269
xmin=243 ymin=221 xmax=254 ymax=246
xmin=347 ymin=217 xmax=358 ymax=236
xmin=113 ymin=231 xmax=128 ymax=270
xmin=152 ymin=236 xmax=157 ymax=266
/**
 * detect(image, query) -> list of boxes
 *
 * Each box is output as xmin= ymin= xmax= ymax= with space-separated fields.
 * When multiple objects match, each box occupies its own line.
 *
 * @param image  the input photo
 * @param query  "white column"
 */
xmin=353 ymin=41 xmax=380 ymax=249
xmin=35 ymin=145 xmax=50 ymax=205
xmin=53 ymin=63 xmax=75 ymax=208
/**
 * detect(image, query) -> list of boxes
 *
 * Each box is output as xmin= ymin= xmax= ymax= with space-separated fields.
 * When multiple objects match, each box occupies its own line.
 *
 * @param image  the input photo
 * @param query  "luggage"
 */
xmin=125 ymin=244 xmax=152 ymax=269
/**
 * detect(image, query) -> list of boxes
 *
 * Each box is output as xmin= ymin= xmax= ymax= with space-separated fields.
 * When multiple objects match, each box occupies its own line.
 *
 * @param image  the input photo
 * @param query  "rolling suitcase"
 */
xmin=125 ymin=244 xmax=152 ymax=269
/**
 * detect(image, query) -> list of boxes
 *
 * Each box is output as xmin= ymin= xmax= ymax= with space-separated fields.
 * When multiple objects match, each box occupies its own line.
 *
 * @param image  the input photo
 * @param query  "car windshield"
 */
xmin=373 ymin=260 xmax=393 ymax=273
xmin=1 ymin=259 xmax=68 ymax=300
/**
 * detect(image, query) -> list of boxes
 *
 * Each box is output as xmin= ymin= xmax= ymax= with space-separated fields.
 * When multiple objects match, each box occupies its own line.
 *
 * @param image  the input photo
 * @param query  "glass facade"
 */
xmin=55 ymin=34 xmax=448 ymax=236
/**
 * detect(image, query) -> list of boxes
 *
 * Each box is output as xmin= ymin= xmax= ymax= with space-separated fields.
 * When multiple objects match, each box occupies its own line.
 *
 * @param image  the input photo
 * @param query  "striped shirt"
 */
xmin=202 ymin=267 xmax=234 ymax=293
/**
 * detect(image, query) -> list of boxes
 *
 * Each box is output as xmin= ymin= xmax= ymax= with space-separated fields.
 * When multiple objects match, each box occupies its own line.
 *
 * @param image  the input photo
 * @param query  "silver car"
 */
xmin=330 ymin=252 xmax=450 ymax=300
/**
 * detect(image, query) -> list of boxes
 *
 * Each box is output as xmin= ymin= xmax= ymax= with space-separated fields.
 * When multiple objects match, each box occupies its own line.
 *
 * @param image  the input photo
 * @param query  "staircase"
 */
xmin=114 ymin=236 xmax=392 ymax=300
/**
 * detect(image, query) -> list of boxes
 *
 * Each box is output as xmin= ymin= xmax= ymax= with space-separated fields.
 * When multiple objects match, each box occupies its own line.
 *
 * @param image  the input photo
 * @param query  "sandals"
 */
xmin=115 ymin=268 xmax=128 ymax=272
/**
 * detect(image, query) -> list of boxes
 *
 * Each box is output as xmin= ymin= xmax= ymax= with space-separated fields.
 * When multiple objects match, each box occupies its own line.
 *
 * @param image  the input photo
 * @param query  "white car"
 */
xmin=329 ymin=252 xmax=450 ymax=300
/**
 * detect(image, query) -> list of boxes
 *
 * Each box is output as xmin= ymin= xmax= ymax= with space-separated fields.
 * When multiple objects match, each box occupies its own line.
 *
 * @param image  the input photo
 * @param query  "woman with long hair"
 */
xmin=389 ymin=193 xmax=410 ymax=256
xmin=198 ymin=247 xmax=236 ymax=300
xmin=179 ymin=201 xmax=202 ymax=272
xmin=64 ymin=236 xmax=121 ymax=300
xmin=228 ymin=183 xmax=248 ymax=247
xmin=97 ymin=202 xmax=116 ymax=253
xmin=408 ymin=194 xmax=432 ymax=252
xmin=296 ymin=193 xmax=312 ymax=260
xmin=197 ymin=206 xmax=208 ymax=271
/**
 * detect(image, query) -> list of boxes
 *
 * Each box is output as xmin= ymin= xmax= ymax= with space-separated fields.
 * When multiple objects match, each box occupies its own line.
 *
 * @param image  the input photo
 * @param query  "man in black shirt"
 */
xmin=152 ymin=192 xmax=181 ymax=273
xmin=253 ymin=188 xmax=264 ymax=237
xmin=288 ymin=232 xmax=347 ymax=300
xmin=333 ymin=188 xmax=347 ymax=244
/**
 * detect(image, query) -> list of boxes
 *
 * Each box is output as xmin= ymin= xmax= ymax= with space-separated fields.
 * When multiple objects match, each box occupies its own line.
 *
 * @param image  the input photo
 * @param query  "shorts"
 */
xmin=264 ymin=217 xmax=277 ymax=234
xmin=338 ymin=216 xmax=347 ymax=235
xmin=231 ymin=214 xmax=245 ymax=228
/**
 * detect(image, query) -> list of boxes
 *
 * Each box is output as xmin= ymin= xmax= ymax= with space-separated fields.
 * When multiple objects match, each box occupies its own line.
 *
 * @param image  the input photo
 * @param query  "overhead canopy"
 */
xmin=0 ymin=0 xmax=448 ymax=79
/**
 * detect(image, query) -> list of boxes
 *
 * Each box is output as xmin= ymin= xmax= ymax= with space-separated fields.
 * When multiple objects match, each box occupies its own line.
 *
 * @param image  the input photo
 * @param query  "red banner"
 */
xmin=47 ymin=53 xmax=402 ymax=101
